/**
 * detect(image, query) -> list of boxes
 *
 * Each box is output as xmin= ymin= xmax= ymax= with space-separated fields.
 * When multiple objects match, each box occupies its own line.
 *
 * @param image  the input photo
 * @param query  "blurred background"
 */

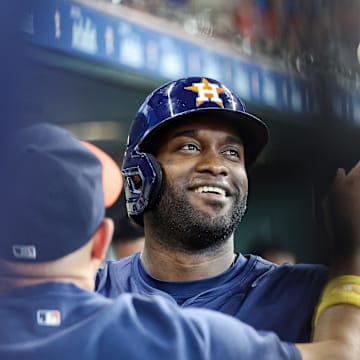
xmin=6 ymin=0 xmax=360 ymax=263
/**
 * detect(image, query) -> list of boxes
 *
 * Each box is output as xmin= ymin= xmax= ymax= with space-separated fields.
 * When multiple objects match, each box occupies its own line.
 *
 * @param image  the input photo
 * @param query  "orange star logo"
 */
xmin=185 ymin=78 xmax=225 ymax=107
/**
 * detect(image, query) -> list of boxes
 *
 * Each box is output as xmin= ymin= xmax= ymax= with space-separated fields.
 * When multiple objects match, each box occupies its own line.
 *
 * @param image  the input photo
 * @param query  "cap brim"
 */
xmin=216 ymin=109 xmax=269 ymax=167
xmin=82 ymin=141 xmax=123 ymax=207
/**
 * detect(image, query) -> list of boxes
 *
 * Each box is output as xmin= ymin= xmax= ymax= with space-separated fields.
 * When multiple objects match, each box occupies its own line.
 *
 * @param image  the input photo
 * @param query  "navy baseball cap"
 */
xmin=0 ymin=123 xmax=123 ymax=262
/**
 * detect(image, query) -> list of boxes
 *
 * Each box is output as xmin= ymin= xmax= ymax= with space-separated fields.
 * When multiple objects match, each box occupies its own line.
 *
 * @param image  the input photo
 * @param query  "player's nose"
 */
xmin=195 ymin=149 xmax=229 ymax=176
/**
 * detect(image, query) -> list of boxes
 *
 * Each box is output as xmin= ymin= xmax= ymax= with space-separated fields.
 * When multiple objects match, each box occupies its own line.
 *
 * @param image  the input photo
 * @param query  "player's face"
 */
xmin=147 ymin=115 xmax=248 ymax=252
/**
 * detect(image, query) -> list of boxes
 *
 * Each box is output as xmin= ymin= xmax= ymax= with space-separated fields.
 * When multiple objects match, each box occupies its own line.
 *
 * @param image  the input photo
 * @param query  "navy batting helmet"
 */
xmin=122 ymin=77 xmax=268 ymax=225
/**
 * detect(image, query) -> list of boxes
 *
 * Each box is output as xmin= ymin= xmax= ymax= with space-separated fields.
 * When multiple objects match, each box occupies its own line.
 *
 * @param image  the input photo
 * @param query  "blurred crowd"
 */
xmin=102 ymin=0 xmax=360 ymax=89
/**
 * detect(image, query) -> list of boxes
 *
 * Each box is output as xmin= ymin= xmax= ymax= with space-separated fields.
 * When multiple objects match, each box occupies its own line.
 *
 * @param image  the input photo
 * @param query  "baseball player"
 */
xmin=96 ymin=77 xmax=360 ymax=354
xmin=0 ymin=123 xmax=305 ymax=359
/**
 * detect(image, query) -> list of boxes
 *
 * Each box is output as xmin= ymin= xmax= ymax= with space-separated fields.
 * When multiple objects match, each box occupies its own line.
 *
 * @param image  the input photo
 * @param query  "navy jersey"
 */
xmin=96 ymin=253 xmax=328 ymax=342
xmin=0 ymin=282 xmax=300 ymax=360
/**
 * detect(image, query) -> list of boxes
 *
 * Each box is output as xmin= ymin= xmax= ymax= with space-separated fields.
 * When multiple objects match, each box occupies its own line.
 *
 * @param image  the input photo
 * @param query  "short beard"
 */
xmin=146 ymin=179 xmax=247 ymax=254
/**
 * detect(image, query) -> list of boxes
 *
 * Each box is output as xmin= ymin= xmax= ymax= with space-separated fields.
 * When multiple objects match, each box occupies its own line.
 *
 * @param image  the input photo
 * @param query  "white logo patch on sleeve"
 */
xmin=37 ymin=310 xmax=61 ymax=326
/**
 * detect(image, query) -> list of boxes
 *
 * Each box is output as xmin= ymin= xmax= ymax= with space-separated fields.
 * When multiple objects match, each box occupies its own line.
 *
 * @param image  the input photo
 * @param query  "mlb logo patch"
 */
xmin=12 ymin=245 xmax=36 ymax=259
xmin=37 ymin=310 xmax=61 ymax=326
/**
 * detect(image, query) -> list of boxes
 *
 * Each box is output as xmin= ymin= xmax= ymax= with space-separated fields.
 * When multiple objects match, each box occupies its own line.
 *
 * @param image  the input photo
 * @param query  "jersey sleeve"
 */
xmin=183 ymin=306 xmax=301 ymax=359
xmin=106 ymin=293 xmax=301 ymax=360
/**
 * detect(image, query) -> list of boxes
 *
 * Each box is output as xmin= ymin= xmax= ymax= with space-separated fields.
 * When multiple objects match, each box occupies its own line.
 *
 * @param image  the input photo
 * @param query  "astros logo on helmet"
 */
xmin=184 ymin=78 xmax=225 ymax=107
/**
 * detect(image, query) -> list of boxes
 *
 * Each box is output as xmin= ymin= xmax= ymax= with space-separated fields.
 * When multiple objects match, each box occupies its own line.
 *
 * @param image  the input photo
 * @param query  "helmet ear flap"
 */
xmin=123 ymin=152 xmax=163 ymax=226
xmin=145 ymin=153 xmax=163 ymax=210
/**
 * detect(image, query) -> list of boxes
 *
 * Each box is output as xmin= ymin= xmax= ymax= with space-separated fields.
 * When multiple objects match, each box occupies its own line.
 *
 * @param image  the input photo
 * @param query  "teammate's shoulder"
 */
xmin=244 ymin=254 xmax=328 ymax=287
xmin=96 ymin=253 xmax=139 ymax=292
xmin=105 ymin=252 xmax=139 ymax=270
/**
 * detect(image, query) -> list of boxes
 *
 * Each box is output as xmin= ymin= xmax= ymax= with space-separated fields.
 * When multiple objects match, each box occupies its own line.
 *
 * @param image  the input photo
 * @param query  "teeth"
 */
xmin=194 ymin=186 xmax=226 ymax=196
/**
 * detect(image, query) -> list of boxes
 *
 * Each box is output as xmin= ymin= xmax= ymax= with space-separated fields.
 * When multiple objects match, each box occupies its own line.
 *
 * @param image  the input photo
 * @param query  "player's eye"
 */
xmin=180 ymin=143 xmax=199 ymax=152
xmin=222 ymin=148 xmax=240 ymax=158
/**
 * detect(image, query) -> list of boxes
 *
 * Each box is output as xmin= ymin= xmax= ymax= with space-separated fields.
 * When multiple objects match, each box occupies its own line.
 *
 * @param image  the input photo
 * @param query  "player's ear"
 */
xmin=91 ymin=218 xmax=114 ymax=261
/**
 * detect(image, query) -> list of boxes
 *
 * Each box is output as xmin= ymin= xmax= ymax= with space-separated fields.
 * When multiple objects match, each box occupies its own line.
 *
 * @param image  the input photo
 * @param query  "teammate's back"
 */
xmin=0 ymin=124 xmax=300 ymax=360
xmin=0 ymin=282 xmax=301 ymax=360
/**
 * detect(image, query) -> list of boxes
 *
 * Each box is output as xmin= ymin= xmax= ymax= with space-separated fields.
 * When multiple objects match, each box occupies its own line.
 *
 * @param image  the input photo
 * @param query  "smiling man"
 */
xmin=96 ymin=77 xmax=360 ymax=351
xmin=149 ymin=116 xmax=248 ymax=263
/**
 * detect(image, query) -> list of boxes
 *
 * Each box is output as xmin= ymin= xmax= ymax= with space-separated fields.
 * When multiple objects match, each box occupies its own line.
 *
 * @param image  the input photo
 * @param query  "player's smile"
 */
xmin=189 ymin=185 xmax=229 ymax=215
xmin=189 ymin=181 xmax=231 ymax=210
xmin=194 ymin=185 xmax=226 ymax=198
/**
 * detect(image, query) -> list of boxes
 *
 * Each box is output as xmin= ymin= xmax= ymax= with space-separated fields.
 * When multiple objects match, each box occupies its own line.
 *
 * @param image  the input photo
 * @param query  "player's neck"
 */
xmin=140 ymin=240 xmax=236 ymax=281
